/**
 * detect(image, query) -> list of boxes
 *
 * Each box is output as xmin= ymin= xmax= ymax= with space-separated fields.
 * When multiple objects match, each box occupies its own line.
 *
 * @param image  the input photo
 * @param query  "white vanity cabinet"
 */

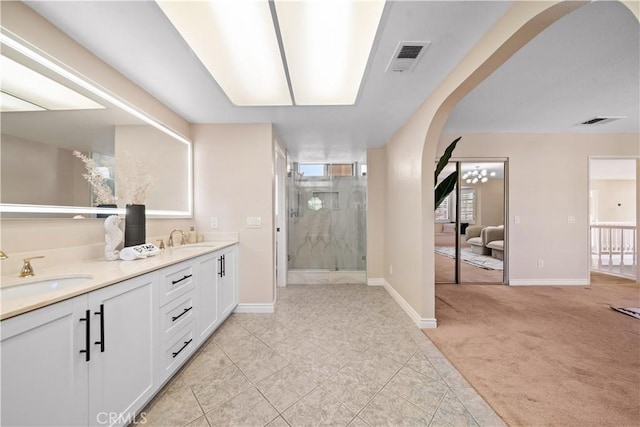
xmin=156 ymin=259 xmax=197 ymax=384
xmin=87 ymin=273 xmax=157 ymax=426
xmin=217 ymin=246 xmax=238 ymax=319
xmin=196 ymin=252 xmax=219 ymax=344
xmin=1 ymin=243 xmax=239 ymax=427
xmin=0 ymin=272 xmax=156 ymax=427
xmin=0 ymin=297 xmax=89 ymax=426
xmin=196 ymin=245 xmax=238 ymax=344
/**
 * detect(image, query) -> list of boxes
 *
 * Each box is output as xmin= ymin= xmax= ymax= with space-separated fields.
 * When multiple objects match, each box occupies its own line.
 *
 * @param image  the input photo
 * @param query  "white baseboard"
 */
xmin=367 ymin=278 xmax=385 ymax=286
xmin=233 ymin=303 xmax=275 ymax=313
xmin=509 ymin=279 xmax=589 ymax=286
xmin=382 ymin=280 xmax=437 ymax=329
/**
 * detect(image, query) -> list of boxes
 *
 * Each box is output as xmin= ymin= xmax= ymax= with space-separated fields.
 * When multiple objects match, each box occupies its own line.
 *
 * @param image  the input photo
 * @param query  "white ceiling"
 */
xmin=24 ymin=1 xmax=639 ymax=163
xmin=444 ymin=1 xmax=640 ymax=133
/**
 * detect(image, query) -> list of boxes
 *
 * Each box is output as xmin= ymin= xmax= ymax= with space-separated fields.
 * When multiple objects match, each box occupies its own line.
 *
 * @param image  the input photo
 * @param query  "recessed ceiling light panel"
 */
xmin=157 ymin=0 xmax=292 ymax=106
xmin=275 ymin=0 xmax=385 ymax=105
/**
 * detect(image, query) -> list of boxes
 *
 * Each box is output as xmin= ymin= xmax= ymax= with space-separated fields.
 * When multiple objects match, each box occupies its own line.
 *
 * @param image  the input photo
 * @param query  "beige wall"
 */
xmin=1 ymin=135 xmax=89 ymax=206
xmin=0 ymin=2 xmax=193 ymax=262
xmin=192 ymin=124 xmax=275 ymax=305
xmin=386 ymin=118 xmax=425 ymax=309
xmin=115 ymin=126 xmax=190 ymax=211
xmin=366 ymin=148 xmax=386 ymax=279
xmin=461 ymin=178 xmax=504 ymax=227
xmin=591 ymin=180 xmax=636 ymax=223
xmin=378 ymin=2 xmax=583 ymax=323
xmin=438 ymin=133 xmax=639 ymax=283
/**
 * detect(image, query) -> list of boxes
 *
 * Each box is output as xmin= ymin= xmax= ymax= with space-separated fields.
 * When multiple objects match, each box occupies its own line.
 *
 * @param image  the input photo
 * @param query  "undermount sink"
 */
xmin=0 ymin=275 xmax=94 ymax=298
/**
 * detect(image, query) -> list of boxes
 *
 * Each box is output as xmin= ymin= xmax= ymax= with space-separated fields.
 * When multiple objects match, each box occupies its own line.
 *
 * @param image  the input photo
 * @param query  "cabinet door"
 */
xmin=218 ymin=247 xmax=237 ymax=319
xmin=88 ymin=273 xmax=157 ymax=427
xmin=197 ymin=253 xmax=218 ymax=344
xmin=1 ymin=297 xmax=89 ymax=426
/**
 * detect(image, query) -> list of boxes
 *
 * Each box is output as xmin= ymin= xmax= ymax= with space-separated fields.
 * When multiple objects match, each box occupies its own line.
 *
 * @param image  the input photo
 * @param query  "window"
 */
xmin=330 ymin=164 xmax=353 ymax=176
xmin=298 ymin=163 xmax=354 ymax=177
xmin=434 ymin=188 xmax=476 ymax=224
xmin=299 ymin=164 xmax=325 ymax=176
xmin=435 ymin=197 xmax=450 ymax=221
xmin=460 ymin=189 xmax=475 ymax=223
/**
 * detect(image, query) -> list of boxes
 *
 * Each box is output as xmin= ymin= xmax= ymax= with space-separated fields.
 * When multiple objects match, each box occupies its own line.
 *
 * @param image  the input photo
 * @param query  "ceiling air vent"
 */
xmin=386 ymin=41 xmax=431 ymax=73
xmin=579 ymin=116 xmax=626 ymax=126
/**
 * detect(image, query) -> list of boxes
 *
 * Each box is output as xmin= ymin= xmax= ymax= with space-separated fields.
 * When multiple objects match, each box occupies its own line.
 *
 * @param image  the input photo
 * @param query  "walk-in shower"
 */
xmin=287 ymin=162 xmax=367 ymax=284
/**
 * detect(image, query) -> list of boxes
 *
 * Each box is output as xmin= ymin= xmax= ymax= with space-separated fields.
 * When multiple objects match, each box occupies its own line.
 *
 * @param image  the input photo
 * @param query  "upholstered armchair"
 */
xmin=466 ymin=225 xmax=490 ymax=255
xmin=483 ymin=226 xmax=504 ymax=260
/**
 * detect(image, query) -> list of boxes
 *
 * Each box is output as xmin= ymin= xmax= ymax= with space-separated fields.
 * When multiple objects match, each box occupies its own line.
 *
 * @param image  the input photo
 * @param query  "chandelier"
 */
xmin=462 ymin=167 xmax=496 ymax=184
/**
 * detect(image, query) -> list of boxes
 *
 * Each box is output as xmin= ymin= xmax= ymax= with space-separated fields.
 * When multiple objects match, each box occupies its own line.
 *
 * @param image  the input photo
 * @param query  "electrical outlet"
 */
xmin=538 ymin=259 xmax=544 ymax=268
xmin=210 ymin=217 xmax=218 ymax=229
xmin=568 ymin=216 xmax=576 ymax=224
xmin=389 ymin=265 xmax=393 ymax=274
xmin=514 ymin=215 xmax=521 ymax=224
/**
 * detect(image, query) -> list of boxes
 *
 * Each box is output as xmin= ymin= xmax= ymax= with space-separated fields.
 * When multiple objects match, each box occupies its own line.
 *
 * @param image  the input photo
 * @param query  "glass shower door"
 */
xmin=287 ymin=163 xmax=367 ymax=272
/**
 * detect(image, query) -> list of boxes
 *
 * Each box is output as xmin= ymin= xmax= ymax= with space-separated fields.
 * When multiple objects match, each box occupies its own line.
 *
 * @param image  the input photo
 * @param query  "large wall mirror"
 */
xmin=0 ymin=32 xmax=192 ymax=218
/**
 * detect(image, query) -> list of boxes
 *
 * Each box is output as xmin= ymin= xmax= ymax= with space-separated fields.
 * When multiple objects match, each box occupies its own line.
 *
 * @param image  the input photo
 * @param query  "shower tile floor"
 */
xmin=141 ymin=284 xmax=505 ymax=427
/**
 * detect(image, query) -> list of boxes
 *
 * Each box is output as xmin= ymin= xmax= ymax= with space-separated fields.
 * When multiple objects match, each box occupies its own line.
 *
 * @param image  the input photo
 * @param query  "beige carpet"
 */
xmin=424 ymin=274 xmax=640 ymax=427
xmin=435 ymin=252 xmax=503 ymax=283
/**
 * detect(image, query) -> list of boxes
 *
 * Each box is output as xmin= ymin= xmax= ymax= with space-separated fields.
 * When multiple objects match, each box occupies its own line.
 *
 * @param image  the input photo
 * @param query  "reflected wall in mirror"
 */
xmin=0 ymin=33 xmax=192 ymax=218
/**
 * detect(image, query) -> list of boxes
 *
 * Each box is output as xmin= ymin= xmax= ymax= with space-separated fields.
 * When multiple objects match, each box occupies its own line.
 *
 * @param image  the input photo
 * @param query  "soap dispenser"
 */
xmin=188 ymin=226 xmax=197 ymax=244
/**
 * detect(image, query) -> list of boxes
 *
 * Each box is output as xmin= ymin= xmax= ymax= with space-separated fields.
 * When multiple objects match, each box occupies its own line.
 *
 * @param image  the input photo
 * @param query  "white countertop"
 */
xmin=0 ymin=241 xmax=237 ymax=321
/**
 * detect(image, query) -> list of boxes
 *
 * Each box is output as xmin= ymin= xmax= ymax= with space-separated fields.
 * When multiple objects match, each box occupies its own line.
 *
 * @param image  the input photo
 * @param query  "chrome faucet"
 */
xmin=0 ymin=250 xmax=7 ymax=260
xmin=20 ymin=256 xmax=45 ymax=278
xmin=167 ymin=229 xmax=187 ymax=247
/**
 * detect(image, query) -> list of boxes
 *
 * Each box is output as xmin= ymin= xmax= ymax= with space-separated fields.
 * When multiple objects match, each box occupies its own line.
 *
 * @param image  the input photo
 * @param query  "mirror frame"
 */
xmin=0 ymin=31 xmax=193 ymax=218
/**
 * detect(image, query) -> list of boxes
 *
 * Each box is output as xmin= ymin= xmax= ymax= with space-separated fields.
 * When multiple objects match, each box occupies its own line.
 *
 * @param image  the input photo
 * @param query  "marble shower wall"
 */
xmin=288 ymin=175 xmax=367 ymax=271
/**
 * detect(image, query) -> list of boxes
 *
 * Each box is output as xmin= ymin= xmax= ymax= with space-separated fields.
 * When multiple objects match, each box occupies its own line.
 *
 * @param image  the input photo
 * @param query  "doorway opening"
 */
xmin=435 ymin=160 xmax=507 ymax=284
xmin=589 ymin=157 xmax=637 ymax=281
xmin=286 ymin=161 xmax=367 ymax=284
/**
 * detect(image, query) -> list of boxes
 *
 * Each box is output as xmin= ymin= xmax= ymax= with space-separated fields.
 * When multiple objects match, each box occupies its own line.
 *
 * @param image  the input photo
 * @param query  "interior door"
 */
xmin=435 ymin=160 xmax=507 ymax=284
xmin=458 ymin=161 xmax=506 ymax=284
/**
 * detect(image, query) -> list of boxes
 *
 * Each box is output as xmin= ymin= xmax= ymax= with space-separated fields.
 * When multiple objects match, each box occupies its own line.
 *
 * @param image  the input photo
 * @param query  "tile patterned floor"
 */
xmin=141 ymin=284 xmax=505 ymax=427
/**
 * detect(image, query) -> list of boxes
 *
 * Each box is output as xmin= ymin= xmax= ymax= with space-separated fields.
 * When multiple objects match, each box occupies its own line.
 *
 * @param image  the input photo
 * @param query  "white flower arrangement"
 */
xmin=73 ymin=150 xmax=115 ymax=205
xmin=116 ymin=151 xmax=155 ymax=206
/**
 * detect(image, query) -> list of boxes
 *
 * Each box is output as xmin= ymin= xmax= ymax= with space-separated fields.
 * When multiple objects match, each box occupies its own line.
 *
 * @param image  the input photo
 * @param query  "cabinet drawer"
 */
xmin=160 ymin=262 xmax=195 ymax=305
xmin=161 ymin=324 xmax=196 ymax=382
xmin=160 ymin=291 xmax=195 ymax=341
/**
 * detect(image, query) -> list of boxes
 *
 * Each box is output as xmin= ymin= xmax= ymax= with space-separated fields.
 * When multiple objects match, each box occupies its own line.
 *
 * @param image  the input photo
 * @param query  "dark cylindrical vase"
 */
xmin=97 ymin=204 xmax=118 ymax=219
xmin=124 ymin=204 xmax=146 ymax=247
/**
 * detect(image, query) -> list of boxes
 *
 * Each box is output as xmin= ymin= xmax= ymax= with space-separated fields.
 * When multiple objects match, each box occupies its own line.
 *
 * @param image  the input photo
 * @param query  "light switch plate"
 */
xmin=246 ymin=217 xmax=262 ymax=228
xmin=210 ymin=217 xmax=218 ymax=229
xmin=568 ymin=216 xmax=576 ymax=224
xmin=514 ymin=215 xmax=521 ymax=224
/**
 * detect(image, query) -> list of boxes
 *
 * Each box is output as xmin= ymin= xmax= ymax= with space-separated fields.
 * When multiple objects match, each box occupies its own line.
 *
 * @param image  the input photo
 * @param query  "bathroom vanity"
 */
xmin=0 ymin=242 xmax=238 ymax=427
